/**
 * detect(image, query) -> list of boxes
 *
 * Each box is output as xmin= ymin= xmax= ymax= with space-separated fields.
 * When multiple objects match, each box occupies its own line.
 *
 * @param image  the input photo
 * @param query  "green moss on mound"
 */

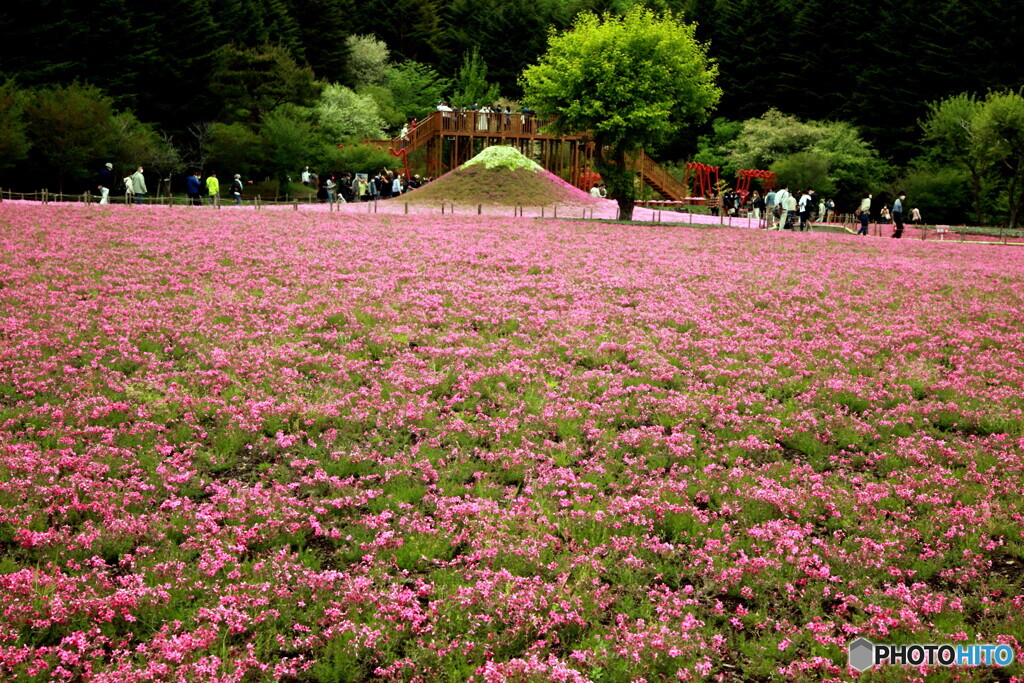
xmin=461 ymin=145 xmax=543 ymax=172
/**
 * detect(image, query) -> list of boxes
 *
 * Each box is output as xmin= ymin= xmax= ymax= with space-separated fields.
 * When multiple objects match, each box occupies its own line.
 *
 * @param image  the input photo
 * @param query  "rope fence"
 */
xmin=2 ymin=188 xmax=1022 ymax=245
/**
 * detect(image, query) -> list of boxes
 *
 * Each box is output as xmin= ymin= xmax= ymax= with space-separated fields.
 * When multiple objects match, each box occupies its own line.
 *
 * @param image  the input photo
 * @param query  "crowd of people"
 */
xmin=94 ymin=159 xmax=923 ymax=239
xmin=94 ymin=162 xmax=435 ymax=207
xmin=709 ymin=186 xmax=922 ymax=238
xmin=300 ymin=166 xmax=433 ymax=203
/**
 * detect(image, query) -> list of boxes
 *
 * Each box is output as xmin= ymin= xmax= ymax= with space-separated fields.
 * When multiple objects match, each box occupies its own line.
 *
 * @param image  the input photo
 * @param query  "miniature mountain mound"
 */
xmin=404 ymin=146 xmax=605 ymax=207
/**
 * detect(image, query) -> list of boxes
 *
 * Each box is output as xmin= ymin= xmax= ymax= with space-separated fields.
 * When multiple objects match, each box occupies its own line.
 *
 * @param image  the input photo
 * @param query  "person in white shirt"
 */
xmin=590 ymin=184 xmax=602 ymax=198
xmin=782 ymin=191 xmax=798 ymax=230
xmin=773 ymin=186 xmax=791 ymax=230
xmin=798 ymin=188 xmax=814 ymax=231
xmin=857 ymin=194 xmax=872 ymax=235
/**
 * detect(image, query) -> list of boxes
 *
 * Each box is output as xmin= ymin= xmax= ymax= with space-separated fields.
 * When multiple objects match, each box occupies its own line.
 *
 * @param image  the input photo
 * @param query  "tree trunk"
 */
xmin=1007 ymin=165 xmax=1021 ymax=229
xmin=968 ymin=165 xmax=985 ymax=227
xmin=593 ymin=141 xmax=636 ymax=221
xmin=617 ymin=195 xmax=634 ymax=221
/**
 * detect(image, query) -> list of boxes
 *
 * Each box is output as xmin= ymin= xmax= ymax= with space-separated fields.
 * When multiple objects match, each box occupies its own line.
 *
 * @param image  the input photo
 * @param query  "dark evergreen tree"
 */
xmin=287 ymin=0 xmax=352 ymax=79
xmin=128 ymin=1 xmax=225 ymax=133
xmin=211 ymin=43 xmax=323 ymax=125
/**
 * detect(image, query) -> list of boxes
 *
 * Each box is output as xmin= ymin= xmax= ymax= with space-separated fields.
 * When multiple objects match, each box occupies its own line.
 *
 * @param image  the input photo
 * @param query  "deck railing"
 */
xmin=370 ymin=111 xmax=583 ymax=154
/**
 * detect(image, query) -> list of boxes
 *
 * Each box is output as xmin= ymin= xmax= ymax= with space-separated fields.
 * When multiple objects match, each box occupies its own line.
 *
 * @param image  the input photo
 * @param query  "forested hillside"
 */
xmin=1 ymin=0 xmax=1022 ymax=222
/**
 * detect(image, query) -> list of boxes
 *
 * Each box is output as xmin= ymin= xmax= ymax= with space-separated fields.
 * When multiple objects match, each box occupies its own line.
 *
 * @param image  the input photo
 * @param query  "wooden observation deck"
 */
xmin=370 ymin=111 xmax=692 ymax=201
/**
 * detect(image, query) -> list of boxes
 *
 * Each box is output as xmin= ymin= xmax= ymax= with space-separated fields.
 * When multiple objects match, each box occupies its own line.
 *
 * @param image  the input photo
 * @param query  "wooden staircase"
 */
xmin=627 ymin=150 xmax=690 ymax=201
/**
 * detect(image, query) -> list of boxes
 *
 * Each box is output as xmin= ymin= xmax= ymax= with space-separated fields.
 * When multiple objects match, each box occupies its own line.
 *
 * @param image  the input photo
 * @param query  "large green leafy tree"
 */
xmin=260 ymin=105 xmax=315 ymax=193
xmin=315 ymin=84 xmax=387 ymax=143
xmin=723 ymin=110 xmax=881 ymax=202
xmin=920 ymin=93 xmax=987 ymax=225
xmin=385 ymin=61 xmax=451 ymax=123
xmin=920 ymin=90 xmax=1024 ymax=227
xmin=975 ymin=91 xmax=1024 ymax=228
xmin=23 ymin=83 xmax=119 ymax=192
xmin=0 ymin=80 xmax=30 ymax=175
xmin=521 ymin=7 xmax=721 ymax=220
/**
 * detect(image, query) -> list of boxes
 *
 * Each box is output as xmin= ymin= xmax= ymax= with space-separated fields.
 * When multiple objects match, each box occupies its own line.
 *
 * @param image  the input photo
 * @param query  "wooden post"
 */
xmin=405 ymin=202 xmax=408 ymax=215
xmin=293 ymin=200 xmax=298 ymax=211
xmin=553 ymin=205 xmax=557 ymax=218
xmin=478 ymin=204 xmax=482 ymax=215
xmin=541 ymin=207 xmax=545 ymax=218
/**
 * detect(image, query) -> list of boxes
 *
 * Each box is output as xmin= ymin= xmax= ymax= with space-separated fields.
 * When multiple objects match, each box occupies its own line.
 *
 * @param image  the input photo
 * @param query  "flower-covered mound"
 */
xmin=404 ymin=145 xmax=604 ymax=208
xmin=0 ymin=202 xmax=1022 ymax=682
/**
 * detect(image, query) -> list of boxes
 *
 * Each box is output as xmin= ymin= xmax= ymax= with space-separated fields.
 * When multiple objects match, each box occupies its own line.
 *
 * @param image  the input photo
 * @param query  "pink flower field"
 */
xmin=0 ymin=202 xmax=1022 ymax=682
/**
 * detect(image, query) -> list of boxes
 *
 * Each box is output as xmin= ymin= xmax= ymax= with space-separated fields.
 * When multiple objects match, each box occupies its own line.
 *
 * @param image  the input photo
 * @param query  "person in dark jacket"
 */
xmin=750 ymin=191 xmax=765 ymax=223
xmin=186 ymin=171 xmax=202 ymax=206
xmin=231 ymin=174 xmax=243 ymax=206
xmin=97 ymin=163 xmax=114 ymax=204
xmin=891 ymin=191 xmax=907 ymax=238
